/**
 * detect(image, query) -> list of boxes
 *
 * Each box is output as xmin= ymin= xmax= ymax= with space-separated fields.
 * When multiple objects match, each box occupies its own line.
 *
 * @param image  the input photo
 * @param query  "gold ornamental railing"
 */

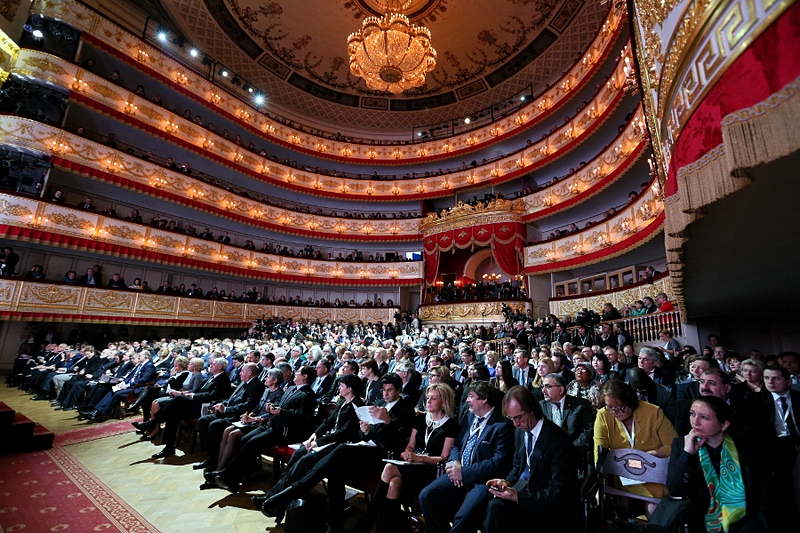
xmin=419 ymin=300 xmax=530 ymax=325
xmin=0 ymin=279 xmax=398 ymax=327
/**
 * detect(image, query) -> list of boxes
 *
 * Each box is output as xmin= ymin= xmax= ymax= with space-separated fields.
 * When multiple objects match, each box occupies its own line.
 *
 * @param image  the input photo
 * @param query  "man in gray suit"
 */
xmin=539 ymin=374 xmax=594 ymax=447
xmin=512 ymin=349 xmax=534 ymax=388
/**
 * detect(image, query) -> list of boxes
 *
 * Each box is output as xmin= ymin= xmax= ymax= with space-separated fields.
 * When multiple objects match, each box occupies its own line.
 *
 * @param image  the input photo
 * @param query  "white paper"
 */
xmin=356 ymin=405 xmax=385 ymax=424
xmin=619 ymin=476 xmax=645 ymax=486
xmin=383 ymin=459 xmax=424 ymax=466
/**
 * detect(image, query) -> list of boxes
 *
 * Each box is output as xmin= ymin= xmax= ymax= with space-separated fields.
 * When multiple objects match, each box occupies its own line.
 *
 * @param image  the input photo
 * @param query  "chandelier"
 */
xmin=347 ymin=1 xmax=437 ymax=94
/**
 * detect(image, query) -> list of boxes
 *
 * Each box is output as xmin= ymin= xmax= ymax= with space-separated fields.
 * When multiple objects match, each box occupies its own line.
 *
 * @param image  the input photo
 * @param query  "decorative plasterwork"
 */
xmin=548 ymin=275 xmax=673 ymax=317
xmin=34 ymin=0 xmax=624 ymax=157
xmin=0 ymin=279 xmax=398 ymax=325
xmin=522 ymin=104 xmax=648 ymax=219
xmin=420 ymin=197 xmax=524 ymax=235
xmin=0 ymin=116 xmax=420 ymax=239
xmin=631 ymin=0 xmax=791 ymax=181
xmin=419 ymin=300 xmax=529 ymax=324
xmin=0 ymin=193 xmax=423 ymax=284
xmin=525 ymin=182 xmax=664 ymax=272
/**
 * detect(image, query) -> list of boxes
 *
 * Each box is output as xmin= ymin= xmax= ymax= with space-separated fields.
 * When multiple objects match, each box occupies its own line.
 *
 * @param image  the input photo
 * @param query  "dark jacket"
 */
xmin=315 ymin=397 xmax=365 ymax=446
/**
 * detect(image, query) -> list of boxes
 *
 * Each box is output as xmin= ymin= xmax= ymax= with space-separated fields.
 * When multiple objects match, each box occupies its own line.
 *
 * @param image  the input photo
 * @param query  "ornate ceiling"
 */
xmin=127 ymin=0 xmax=609 ymax=132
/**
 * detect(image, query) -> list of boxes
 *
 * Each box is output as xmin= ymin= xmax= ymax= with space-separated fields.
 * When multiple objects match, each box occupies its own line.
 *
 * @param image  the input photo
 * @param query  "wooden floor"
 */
xmin=1 ymin=383 xmax=367 ymax=533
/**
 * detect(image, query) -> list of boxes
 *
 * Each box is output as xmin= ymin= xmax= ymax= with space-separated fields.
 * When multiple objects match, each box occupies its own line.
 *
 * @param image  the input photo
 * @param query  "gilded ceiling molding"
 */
xmin=0 ymin=116 xmax=420 ymax=240
xmin=32 ymin=0 xmax=626 ymax=162
xmin=0 ymin=192 xmax=424 ymax=285
xmin=522 ymin=104 xmax=648 ymax=221
xmin=525 ymin=181 xmax=665 ymax=274
xmin=630 ymin=0 xmax=792 ymax=181
xmin=13 ymin=46 xmax=629 ymax=200
xmin=0 ymin=278 xmax=398 ymax=325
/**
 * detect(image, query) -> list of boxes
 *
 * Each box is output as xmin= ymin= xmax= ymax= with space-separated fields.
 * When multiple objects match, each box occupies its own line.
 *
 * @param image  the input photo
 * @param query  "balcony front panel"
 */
xmin=35 ymin=0 xmax=627 ymax=162
xmin=13 ymin=46 xmax=627 ymax=201
xmin=419 ymin=300 xmax=530 ymax=326
xmin=524 ymin=184 xmax=664 ymax=274
xmin=0 ymin=279 xmax=398 ymax=326
xmin=0 ymin=193 xmax=423 ymax=286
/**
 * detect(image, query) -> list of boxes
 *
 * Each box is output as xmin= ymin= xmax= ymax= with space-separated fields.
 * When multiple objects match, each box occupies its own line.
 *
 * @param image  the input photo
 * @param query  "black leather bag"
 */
xmin=649 ymin=497 xmax=693 ymax=533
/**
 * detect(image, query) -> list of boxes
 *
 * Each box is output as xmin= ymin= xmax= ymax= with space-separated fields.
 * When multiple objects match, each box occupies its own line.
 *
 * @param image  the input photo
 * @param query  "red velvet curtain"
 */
xmin=423 ymin=221 xmax=525 ymax=284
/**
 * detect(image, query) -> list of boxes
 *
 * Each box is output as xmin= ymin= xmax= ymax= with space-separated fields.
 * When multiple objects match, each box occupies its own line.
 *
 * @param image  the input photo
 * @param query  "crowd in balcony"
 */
xmin=9 ymin=306 xmax=798 ymax=531
xmin=44 ymin=188 xmax=416 ymax=264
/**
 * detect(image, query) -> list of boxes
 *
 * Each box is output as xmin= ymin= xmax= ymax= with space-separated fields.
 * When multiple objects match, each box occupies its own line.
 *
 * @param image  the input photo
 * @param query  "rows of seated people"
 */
xmin=9 ymin=318 xmax=799 ymax=532
xmin=42 ymin=189 xmax=415 ymax=261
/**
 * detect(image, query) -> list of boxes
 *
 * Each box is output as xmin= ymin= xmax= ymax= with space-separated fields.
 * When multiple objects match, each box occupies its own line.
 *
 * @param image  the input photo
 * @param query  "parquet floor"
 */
xmin=1 ymin=384 xmax=367 ymax=533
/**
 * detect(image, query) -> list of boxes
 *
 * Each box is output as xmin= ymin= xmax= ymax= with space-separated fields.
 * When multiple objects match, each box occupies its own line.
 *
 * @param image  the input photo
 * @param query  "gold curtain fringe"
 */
xmin=721 ymin=76 xmax=800 ymax=170
xmin=665 ymin=77 xmax=800 ymax=319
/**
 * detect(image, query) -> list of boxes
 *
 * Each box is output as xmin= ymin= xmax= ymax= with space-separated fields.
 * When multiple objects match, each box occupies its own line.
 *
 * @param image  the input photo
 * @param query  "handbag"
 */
xmin=649 ymin=496 xmax=692 ymax=533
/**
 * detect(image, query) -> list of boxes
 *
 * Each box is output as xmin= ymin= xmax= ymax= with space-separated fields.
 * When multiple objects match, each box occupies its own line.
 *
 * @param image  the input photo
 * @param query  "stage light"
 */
xmin=190 ymin=48 xmax=198 ymax=57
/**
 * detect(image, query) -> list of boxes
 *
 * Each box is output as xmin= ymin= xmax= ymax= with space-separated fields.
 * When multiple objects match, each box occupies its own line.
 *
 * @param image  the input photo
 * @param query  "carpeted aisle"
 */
xmin=0 ymin=420 xmax=159 ymax=533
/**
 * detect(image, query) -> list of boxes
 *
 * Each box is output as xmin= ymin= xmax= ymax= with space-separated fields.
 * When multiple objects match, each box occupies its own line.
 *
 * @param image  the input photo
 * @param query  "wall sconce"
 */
xmin=442 ymin=181 xmax=451 ymax=190
xmin=141 ymin=238 xmax=155 ymax=249
xmin=489 ymin=168 xmax=501 ymax=178
xmin=621 ymin=218 xmax=635 ymax=234
xmin=189 ymin=188 xmax=204 ymax=200
xmin=247 ymin=260 xmax=256 ymax=269
xmin=417 ymin=184 xmax=425 ymax=193
xmin=466 ymin=136 xmax=479 ymax=146
xmin=392 ymin=186 xmax=401 ymax=195
xmin=416 ymin=147 xmax=429 ymax=157
xmin=389 ymin=225 xmax=400 ymax=235
xmin=362 ymin=225 xmax=374 ymax=235
xmin=389 ymin=270 xmax=398 ymax=279
xmin=285 ymin=174 xmax=295 ymax=184
xmin=514 ymin=113 xmax=527 ymax=125
xmin=279 ymin=215 xmax=292 ymax=226
xmin=233 ymin=151 xmax=244 ymax=163
xmin=543 ymin=195 xmax=555 ymax=207
xmin=50 ymin=140 xmax=68 ymax=155
xmin=236 ymin=108 xmax=251 ymax=121
xmin=252 ymin=209 xmax=264 ymax=219
xmin=367 ymin=150 xmax=377 ymax=159
xmin=93 ymin=227 xmax=109 ymax=241
xmin=572 ymin=242 xmax=586 ymax=256
xmin=441 ymin=143 xmax=452 ymax=153
xmin=175 ymin=71 xmax=188 ymax=85
xmin=332 ymin=269 xmax=342 ymax=278
xmin=545 ymin=250 xmax=557 ymax=262
xmin=314 ymin=142 xmax=329 ymax=153
xmin=123 ymin=101 xmax=138 ymax=115
xmin=490 ymin=127 xmax=503 ymax=137
xmin=259 ymin=164 xmax=269 ymax=175
xmin=359 ymin=270 xmax=369 ymax=279
xmin=392 ymin=149 xmax=403 ymax=159
xmin=640 ymin=200 xmax=656 ymax=220
xmin=335 ymin=223 xmax=346 ymax=234
xmin=165 ymin=121 xmax=177 ymax=133
xmin=71 ymin=76 xmax=88 ymax=92
xmin=561 ymin=79 xmax=571 ymax=92
xmin=181 ymin=246 xmax=195 ymax=256
xmin=340 ymin=184 xmax=349 ymax=193
xmin=209 ymin=92 xmax=222 ymax=104
xmin=137 ymin=48 xmax=149 ymax=63
xmin=597 ymin=233 xmax=613 ymax=247
xmin=340 ymin=146 xmax=353 ymax=157
xmin=150 ymin=176 xmax=168 ymax=188
xmin=366 ymin=186 xmax=374 ymax=195
xmin=308 ymin=219 xmax=320 ymax=230
xmin=203 ymin=137 xmax=215 ymax=150
xmin=105 ymin=158 xmax=123 ymax=173
xmin=516 ymin=158 xmax=526 ymax=168
xmin=289 ymin=134 xmax=302 ymax=144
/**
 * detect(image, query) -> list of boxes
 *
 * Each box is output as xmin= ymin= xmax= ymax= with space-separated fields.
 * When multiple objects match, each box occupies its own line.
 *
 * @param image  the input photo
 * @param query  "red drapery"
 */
xmin=423 ymin=221 xmax=525 ymax=285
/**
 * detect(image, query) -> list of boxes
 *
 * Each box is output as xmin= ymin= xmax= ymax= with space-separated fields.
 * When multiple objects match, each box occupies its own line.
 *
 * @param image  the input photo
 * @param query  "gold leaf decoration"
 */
xmin=0 ymin=200 xmax=33 ymax=218
xmin=21 ymin=57 xmax=68 ymax=76
xmin=103 ymin=225 xmax=143 ymax=241
xmin=48 ymin=213 xmax=95 ymax=230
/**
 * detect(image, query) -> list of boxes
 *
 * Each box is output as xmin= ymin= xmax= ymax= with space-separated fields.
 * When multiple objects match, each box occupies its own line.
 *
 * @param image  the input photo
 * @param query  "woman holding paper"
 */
xmin=351 ymin=383 xmax=459 ymax=533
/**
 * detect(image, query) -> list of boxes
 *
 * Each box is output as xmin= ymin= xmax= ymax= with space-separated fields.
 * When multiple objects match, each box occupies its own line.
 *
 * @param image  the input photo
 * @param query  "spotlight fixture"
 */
xmin=32 ymin=29 xmax=44 ymax=39
xmin=520 ymin=95 xmax=526 ymax=101
xmin=231 ymin=76 xmax=242 ymax=86
xmin=157 ymin=31 xmax=167 ymax=42
xmin=463 ymin=117 xmax=470 ymax=124
xmin=243 ymin=83 xmax=253 ymax=93
xmin=172 ymin=36 xmax=185 ymax=47
xmin=201 ymin=56 xmax=213 ymax=66
xmin=189 ymin=48 xmax=198 ymax=57
xmin=219 ymin=69 xmax=228 ymax=77
xmin=254 ymin=94 xmax=265 ymax=105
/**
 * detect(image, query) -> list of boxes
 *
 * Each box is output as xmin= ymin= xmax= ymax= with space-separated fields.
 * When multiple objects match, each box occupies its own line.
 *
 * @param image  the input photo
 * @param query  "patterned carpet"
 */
xmin=0 ymin=420 xmax=160 ymax=533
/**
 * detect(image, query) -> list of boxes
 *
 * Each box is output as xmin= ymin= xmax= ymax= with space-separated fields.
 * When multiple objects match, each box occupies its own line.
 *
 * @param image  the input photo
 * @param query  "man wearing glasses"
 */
xmin=484 ymin=385 xmax=580 ymax=532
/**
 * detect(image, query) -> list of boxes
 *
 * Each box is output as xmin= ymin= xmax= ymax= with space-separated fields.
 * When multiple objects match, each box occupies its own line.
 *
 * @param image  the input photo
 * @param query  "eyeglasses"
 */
xmin=506 ymin=413 xmax=525 ymax=423
xmin=606 ymin=405 xmax=629 ymax=413
xmin=542 ymin=384 xmax=562 ymax=389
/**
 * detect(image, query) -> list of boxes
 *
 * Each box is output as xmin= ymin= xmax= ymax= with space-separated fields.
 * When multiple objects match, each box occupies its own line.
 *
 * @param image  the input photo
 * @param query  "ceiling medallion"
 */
xmin=347 ymin=0 xmax=437 ymax=94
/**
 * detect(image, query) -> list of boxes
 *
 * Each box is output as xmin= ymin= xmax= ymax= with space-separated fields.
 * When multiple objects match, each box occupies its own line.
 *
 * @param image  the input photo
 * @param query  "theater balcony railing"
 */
xmin=0 ymin=117 xmax=421 ymax=241
xmin=12 ymin=44 xmax=628 ymax=200
xmin=524 ymin=180 xmax=664 ymax=274
xmin=0 ymin=192 xmax=423 ymax=286
xmin=521 ymin=104 xmax=648 ymax=221
xmin=0 ymin=278 xmax=398 ymax=327
xmin=419 ymin=300 xmax=531 ymax=326
xmin=34 ymin=0 xmax=626 ymax=162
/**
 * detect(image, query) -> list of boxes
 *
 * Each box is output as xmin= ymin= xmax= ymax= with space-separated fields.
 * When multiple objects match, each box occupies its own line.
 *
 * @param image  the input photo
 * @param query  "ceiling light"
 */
xmin=347 ymin=1 xmax=436 ymax=94
xmin=464 ymin=117 xmax=470 ymax=124
xmin=157 ymin=31 xmax=167 ymax=42
xmin=220 ymin=69 xmax=228 ymax=77
xmin=254 ymin=94 xmax=265 ymax=105
xmin=190 ymin=48 xmax=198 ymax=57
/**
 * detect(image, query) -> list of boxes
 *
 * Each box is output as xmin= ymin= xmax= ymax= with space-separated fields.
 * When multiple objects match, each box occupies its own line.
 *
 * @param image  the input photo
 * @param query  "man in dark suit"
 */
xmin=539 ymin=374 xmax=595 ymax=447
xmin=0 ymin=246 xmax=19 ymax=275
xmin=139 ymin=357 xmax=232 ymax=458
xmin=258 ymin=373 xmax=415 ymax=528
xmin=193 ymin=362 xmax=264 ymax=471
xmin=676 ymin=355 xmax=716 ymax=402
xmin=86 ymin=352 xmax=156 ymax=421
xmin=550 ymin=352 xmax=575 ymax=384
xmin=420 ymin=381 xmax=515 ymax=533
xmin=360 ymin=358 xmax=382 ymax=405
xmin=635 ymin=346 xmax=674 ymax=390
xmin=484 ymin=385 xmax=580 ymax=532
xmin=512 ymin=349 xmax=534 ymax=388
xmin=627 ymin=367 xmax=678 ymax=427
xmin=211 ymin=366 xmax=317 ymax=492
xmin=757 ymin=366 xmax=800 ymax=523
xmin=76 ymin=197 xmax=95 ymax=211
xmin=604 ymin=347 xmax=628 ymax=380
xmin=311 ymin=359 xmax=335 ymax=403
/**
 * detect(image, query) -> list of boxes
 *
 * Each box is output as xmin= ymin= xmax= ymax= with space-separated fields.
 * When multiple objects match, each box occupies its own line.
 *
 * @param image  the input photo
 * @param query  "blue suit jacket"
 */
xmin=129 ymin=361 xmax=157 ymax=393
xmin=449 ymin=407 xmax=515 ymax=486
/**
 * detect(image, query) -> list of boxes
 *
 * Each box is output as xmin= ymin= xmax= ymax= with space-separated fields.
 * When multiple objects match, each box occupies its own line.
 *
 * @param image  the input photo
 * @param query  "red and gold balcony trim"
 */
xmin=524 ymin=183 xmax=665 ymax=274
xmin=0 ymin=279 xmax=398 ymax=326
xmin=13 ymin=48 xmax=628 ymax=201
xmin=0 ymin=117 xmax=420 ymax=241
xmin=34 ymin=0 xmax=626 ymax=164
xmin=548 ymin=274 xmax=673 ymax=318
xmin=0 ymin=193 xmax=423 ymax=287
xmin=522 ymin=105 xmax=648 ymax=222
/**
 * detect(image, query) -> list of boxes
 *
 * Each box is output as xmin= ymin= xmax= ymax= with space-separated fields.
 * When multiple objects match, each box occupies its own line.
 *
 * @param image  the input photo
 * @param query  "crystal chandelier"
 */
xmin=347 ymin=1 xmax=437 ymax=94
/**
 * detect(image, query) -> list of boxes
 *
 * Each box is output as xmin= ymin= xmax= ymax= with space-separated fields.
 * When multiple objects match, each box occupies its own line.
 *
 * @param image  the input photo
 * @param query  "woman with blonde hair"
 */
xmin=531 ymin=356 xmax=556 ymax=400
xmin=352 ymin=383 xmax=459 ymax=533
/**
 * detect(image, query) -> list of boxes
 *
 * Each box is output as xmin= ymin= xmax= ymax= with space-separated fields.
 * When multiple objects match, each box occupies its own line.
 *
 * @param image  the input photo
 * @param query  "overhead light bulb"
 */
xmin=190 ymin=48 xmax=198 ymax=57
